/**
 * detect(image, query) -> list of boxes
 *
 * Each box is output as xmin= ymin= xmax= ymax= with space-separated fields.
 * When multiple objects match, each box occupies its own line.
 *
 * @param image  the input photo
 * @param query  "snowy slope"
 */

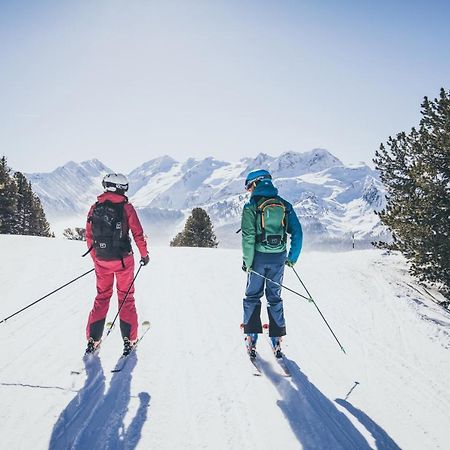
xmin=1 ymin=235 xmax=449 ymax=449
xmin=24 ymin=149 xmax=387 ymax=247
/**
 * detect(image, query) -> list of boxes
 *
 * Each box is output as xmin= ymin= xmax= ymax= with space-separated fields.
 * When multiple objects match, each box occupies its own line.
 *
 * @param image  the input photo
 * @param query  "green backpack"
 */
xmin=255 ymin=198 xmax=288 ymax=247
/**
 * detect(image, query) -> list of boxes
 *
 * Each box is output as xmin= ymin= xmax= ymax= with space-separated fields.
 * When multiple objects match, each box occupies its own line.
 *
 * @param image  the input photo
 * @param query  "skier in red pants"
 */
xmin=84 ymin=173 xmax=149 ymax=355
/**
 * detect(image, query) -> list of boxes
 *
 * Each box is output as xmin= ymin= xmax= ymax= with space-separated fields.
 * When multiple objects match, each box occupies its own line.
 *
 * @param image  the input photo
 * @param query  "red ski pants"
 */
xmin=86 ymin=255 xmax=139 ymax=341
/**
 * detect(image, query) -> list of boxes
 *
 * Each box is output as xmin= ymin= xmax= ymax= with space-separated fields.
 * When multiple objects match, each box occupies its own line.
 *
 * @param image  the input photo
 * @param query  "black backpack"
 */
xmin=88 ymin=200 xmax=132 ymax=260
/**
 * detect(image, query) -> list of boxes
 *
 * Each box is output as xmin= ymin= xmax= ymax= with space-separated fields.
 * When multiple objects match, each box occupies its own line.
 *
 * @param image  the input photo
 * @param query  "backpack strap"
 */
xmin=82 ymin=201 xmax=99 ymax=257
xmin=82 ymin=245 xmax=93 ymax=258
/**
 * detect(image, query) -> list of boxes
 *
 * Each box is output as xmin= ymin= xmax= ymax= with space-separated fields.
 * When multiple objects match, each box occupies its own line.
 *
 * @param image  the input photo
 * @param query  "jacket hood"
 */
xmin=97 ymin=191 xmax=128 ymax=203
xmin=250 ymin=179 xmax=278 ymax=198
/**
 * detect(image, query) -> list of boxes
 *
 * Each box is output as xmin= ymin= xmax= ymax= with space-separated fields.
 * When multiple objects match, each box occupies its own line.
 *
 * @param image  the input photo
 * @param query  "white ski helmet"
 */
xmin=102 ymin=173 xmax=129 ymax=193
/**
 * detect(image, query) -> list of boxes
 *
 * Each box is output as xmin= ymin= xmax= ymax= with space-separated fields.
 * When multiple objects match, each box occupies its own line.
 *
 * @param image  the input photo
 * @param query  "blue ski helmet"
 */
xmin=244 ymin=169 xmax=272 ymax=189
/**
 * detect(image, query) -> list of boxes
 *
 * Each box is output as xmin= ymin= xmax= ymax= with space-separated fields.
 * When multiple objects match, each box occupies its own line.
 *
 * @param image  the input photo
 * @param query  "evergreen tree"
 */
xmin=374 ymin=88 xmax=450 ymax=300
xmin=0 ymin=156 xmax=18 ymax=234
xmin=32 ymin=194 xmax=51 ymax=237
xmin=170 ymin=207 xmax=219 ymax=248
xmin=13 ymin=171 xmax=34 ymax=234
xmin=14 ymin=171 xmax=52 ymax=237
xmin=30 ymin=192 xmax=52 ymax=237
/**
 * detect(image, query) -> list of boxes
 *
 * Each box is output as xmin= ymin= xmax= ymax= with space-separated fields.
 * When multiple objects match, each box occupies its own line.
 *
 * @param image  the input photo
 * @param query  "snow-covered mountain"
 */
xmin=26 ymin=149 xmax=388 ymax=247
xmin=26 ymin=159 xmax=113 ymax=219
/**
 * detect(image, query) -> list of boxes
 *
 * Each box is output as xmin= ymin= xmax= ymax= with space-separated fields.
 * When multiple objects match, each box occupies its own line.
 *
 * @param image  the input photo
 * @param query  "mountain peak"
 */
xmin=26 ymin=151 xmax=385 ymax=245
xmin=269 ymin=149 xmax=342 ymax=177
xmin=79 ymin=159 xmax=113 ymax=174
xmin=241 ymin=152 xmax=274 ymax=175
xmin=129 ymin=155 xmax=178 ymax=177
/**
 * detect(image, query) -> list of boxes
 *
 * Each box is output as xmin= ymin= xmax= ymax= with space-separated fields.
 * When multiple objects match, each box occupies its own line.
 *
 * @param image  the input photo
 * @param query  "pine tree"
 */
xmin=14 ymin=172 xmax=34 ymax=234
xmin=14 ymin=171 xmax=52 ymax=237
xmin=374 ymin=88 xmax=450 ymax=300
xmin=0 ymin=156 xmax=18 ymax=234
xmin=29 ymin=188 xmax=52 ymax=237
xmin=170 ymin=207 xmax=219 ymax=248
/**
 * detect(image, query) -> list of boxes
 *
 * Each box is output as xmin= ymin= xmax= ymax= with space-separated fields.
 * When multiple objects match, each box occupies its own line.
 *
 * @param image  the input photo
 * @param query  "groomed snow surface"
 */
xmin=1 ymin=235 xmax=449 ymax=450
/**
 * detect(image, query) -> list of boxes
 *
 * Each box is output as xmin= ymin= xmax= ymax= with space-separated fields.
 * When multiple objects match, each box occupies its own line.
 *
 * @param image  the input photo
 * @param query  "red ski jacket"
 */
xmin=86 ymin=192 xmax=148 ymax=260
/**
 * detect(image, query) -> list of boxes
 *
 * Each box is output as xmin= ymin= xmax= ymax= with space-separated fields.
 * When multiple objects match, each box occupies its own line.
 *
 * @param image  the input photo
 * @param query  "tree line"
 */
xmin=2 ymin=86 xmax=447 ymax=304
xmin=0 ymin=156 xmax=52 ymax=237
xmin=64 ymin=207 xmax=219 ymax=248
xmin=374 ymin=88 xmax=449 ymax=304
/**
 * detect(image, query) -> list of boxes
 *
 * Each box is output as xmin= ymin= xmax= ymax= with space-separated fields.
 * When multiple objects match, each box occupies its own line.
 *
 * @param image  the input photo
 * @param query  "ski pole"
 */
xmin=0 ymin=268 xmax=95 ymax=325
xmin=106 ymin=261 xmax=144 ymax=337
xmin=291 ymin=266 xmax=346 ymax=354
xmin=249 ymin=269 xmax=313 ymax=303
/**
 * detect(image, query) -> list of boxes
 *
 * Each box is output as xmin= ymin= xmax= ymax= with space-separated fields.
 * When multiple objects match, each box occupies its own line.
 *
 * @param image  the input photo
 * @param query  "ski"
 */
xmin=246 ymin=336 xmax=262 ymax=377
xmin=245 ymin=338 xmax=262 ymax=377
xmin=273 ymin=353 xmax=291 ymax=377
xmin=262 ymin=323 xmax=291 ymax=377
xmin=241 ymin=324 xmax=262 ymax=376
xmin=248 ymin=353 xmax=263 ymax=376
xmin=111 ymin=321 xmax=151 ymax=373
xmin=70 ymin=340 xmax=103 ymax=375
xmin=70 ymin=322 xmax=115 ymax=375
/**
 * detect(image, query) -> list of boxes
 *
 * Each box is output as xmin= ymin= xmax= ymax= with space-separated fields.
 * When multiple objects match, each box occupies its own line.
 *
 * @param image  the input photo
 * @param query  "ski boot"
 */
xmin=271 ymin=336 xmax=283 ymax=359
xmin=122 ymin=337 xmax=136 ymax=356
xmin=85 ymin=338 xmax=101 ymax=355
xmin=246 ymin=333 xmax=258 ymax=359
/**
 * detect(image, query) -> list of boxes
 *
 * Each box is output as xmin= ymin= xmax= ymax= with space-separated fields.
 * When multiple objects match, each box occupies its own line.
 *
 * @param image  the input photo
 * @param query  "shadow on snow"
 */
xmin=258 ymin=357 xmax=400 ymax=450
xmin=335 ymin=399 xmax=401 ymax=450
xmin=49 ymin=353 xmax=150 ymax=450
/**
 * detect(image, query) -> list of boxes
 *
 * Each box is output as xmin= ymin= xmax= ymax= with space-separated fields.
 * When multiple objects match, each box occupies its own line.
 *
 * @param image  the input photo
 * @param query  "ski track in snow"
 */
xmin=1 ymin=235 xmax=449 ymax=449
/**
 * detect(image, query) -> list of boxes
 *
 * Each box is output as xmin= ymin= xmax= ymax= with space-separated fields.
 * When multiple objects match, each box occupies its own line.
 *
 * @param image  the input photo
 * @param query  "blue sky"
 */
xmin=1 ymin=0 xmax=449 ymax=173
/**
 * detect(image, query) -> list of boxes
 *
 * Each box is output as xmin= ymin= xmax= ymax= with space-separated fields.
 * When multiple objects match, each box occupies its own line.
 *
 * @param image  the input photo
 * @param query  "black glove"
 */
xmin=140 ymin=254 xmax=150 ymax=266
xmin=242 ymin=261 xmax=251 ymax=272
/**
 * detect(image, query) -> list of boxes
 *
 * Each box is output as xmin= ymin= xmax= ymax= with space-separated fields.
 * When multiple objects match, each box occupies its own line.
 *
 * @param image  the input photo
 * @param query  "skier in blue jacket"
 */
xmin=241 ymin=169 xmax=303 ymax=357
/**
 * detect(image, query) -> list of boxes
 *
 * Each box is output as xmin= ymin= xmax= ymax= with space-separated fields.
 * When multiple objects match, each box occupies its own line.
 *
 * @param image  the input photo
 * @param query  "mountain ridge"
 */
xmin=25 ymin=149 xmax=388 ymax=248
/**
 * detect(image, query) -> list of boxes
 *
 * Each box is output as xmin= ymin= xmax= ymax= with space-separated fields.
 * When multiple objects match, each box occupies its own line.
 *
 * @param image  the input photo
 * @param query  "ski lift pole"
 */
xmin=291 ymin=266 xmax=346 ymax=354
xmin=106 ymin=262 xmax=144 ymax=337
xmin=0 ymin=268 xmax=95 ymax=324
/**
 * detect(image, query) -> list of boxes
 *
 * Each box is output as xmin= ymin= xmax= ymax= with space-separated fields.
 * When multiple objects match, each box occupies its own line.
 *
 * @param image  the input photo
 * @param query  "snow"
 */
xmin=1 ymin=235 xmax=449 ymax=449
xmin=23 ymin=150 xmax=387 ymax=246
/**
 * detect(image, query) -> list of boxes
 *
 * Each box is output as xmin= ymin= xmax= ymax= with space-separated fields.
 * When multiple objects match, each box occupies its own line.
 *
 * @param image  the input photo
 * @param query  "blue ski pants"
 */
xmin=243 ymin=251 xmax=287 ymax=337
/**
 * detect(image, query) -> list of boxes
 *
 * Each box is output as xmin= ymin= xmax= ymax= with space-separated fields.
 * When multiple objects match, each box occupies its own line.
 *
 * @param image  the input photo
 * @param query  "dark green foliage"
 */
xmin=170 ymin=207 xmax=218 ymax=248
xmin=0 ymin=156 xmax=18 ymax=233
xmin=14 ymin=172 xmax=35 ymax=235
xmin=374 ymin=88 xmax=450 ymax=299
xmin=0 ymin=156 xmax=52 ymax=237
xmin=14 ymin=171 xmax=52 ymax=237
xmin=63 ymin=227 xmax=86 ymax=241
